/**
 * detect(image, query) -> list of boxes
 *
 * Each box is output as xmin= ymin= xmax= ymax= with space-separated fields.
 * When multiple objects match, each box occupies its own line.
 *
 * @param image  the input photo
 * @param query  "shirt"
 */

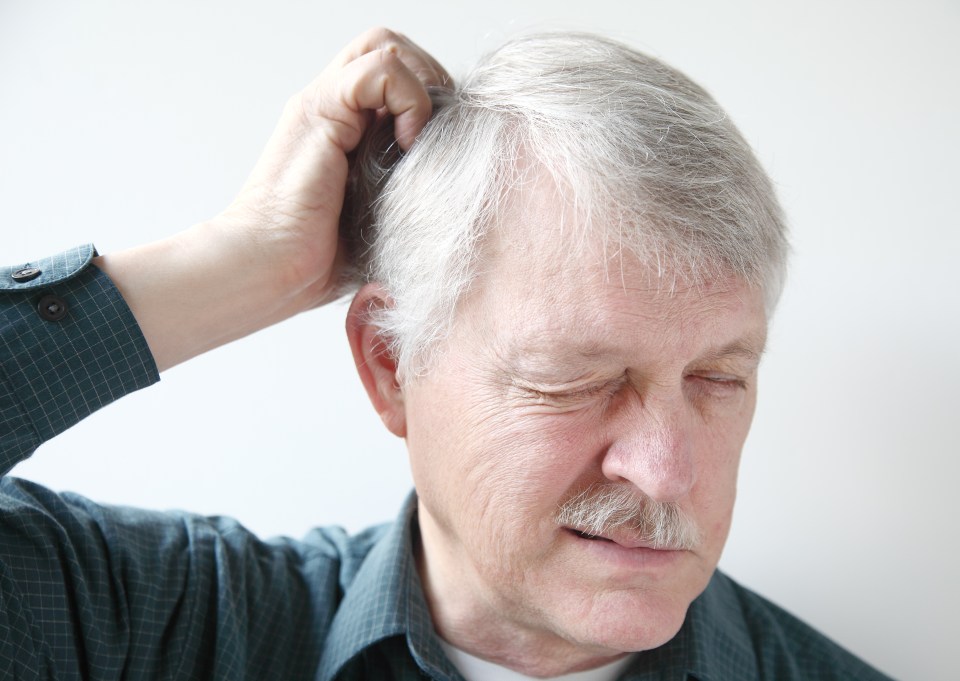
xmin=0 ymin=246 xmax=896 ymax=680
xmin=438 ymin=639 xmax=634 ymax=681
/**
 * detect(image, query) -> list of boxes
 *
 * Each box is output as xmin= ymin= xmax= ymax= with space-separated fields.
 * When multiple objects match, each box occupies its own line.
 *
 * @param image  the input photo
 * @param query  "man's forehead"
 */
xmin=467 ymin=167 xmax=769 ymax=365
xmin=484 ymin=169 xmax=733 ymax=296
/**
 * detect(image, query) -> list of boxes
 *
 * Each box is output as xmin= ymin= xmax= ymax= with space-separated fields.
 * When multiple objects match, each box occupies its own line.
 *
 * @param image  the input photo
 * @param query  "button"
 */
xmin=37 ymin=294 xmax=68 ymax=322
xmin=12 ymin=267 xmax=41 ymax=283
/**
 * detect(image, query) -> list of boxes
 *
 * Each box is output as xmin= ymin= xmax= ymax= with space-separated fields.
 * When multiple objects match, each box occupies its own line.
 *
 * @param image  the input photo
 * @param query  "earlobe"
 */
xmin=346 ymin=284 xmax=407 ymax=438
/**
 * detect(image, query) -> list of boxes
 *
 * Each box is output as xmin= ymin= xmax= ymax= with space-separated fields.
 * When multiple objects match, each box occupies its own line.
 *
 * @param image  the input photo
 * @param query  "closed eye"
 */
xmin=523 ymin=377 xmax=625 ymax=407
xmin=686 ymin=373 xmax=748 ymax=395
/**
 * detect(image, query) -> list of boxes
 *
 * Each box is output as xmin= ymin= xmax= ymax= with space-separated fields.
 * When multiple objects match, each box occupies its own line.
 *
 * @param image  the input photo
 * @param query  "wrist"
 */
xmin=94 ymin=221 xmax=310 ymax=372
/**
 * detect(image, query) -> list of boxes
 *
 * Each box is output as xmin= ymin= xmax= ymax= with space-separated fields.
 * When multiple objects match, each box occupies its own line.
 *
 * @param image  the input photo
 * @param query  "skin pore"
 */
xmin=349 ymin=177 xmax=768 ymax=677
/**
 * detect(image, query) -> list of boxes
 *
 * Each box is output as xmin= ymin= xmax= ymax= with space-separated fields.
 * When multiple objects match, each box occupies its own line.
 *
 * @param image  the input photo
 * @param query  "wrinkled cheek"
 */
xmin=462 ymin=421 xmax=585 ymax=575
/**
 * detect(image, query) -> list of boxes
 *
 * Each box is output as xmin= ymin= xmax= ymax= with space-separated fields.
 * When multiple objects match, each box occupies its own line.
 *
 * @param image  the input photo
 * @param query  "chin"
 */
xmin=535 ymin=540 xmax=713 ymax=654
xmin=555 ymin=587 xmax=692 ymax=654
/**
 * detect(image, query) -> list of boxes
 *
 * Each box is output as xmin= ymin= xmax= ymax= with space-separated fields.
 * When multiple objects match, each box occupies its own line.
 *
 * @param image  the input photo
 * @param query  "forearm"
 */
xmin=91 ymin=216 xmax=328 ymax=373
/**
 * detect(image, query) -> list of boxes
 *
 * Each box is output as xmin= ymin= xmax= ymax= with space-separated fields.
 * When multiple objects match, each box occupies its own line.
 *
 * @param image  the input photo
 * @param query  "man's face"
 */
xmin=401 ymin=185 xmax=767 ymax=662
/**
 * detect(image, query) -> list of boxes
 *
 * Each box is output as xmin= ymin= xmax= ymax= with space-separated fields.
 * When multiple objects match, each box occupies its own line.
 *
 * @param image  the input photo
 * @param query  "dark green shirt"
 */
xmin=0 ymin=247 xmax=896 ymax=680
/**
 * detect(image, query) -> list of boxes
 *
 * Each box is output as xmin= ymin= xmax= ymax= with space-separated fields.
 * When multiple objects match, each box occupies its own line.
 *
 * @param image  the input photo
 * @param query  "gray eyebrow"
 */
xmin=697 ymin=334 xmax=768 ymax=364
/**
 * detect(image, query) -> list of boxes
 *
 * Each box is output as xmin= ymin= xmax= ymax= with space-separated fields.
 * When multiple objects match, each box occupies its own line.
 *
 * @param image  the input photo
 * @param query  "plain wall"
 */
xmin=2 ymin=1 xmax=957 ymax=679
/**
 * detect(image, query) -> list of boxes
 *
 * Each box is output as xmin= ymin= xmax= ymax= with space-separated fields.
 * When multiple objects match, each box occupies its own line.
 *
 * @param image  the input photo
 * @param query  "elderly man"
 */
xmin=0 ymin=29 xmax=892 ymax=680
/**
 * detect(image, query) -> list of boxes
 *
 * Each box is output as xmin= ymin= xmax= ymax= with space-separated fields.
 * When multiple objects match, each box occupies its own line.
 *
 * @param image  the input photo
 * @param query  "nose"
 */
xmin=600 ymin=392 xmax=696 ymax=503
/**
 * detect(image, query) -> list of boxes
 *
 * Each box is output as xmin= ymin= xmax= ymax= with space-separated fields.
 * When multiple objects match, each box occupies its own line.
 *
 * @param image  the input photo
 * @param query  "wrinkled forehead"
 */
xmin=458 ymin=174 xmax=768 ymax=363
xmin=479 ymin=170 xmax=748 ymax=304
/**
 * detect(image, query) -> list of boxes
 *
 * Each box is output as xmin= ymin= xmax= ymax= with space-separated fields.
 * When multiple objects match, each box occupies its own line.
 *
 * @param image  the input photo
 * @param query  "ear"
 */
xmin=346 ymin=283 xmax=407 ymax=438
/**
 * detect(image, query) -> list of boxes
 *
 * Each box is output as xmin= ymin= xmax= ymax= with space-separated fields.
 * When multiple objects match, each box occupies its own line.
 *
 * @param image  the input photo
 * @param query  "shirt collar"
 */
xmin=316 ymin=492 xmax=757 ymax=681
xmin=316 ymin=493 xmax=462 ymax=681
xmin=685 ymin=570 xmax=761 ymax=680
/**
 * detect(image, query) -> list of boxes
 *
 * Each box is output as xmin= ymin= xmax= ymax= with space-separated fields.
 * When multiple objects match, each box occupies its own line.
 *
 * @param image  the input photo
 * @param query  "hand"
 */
xmin=217 ymin=27 xmax=452 ymax=308
xmin=95 ymin=28 xmax=451 ymax=371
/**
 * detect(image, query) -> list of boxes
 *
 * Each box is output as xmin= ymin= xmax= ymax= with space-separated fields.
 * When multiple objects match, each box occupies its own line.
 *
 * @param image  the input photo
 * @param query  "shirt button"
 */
xmin=12 ymin=267 xmax=41 ymax=283
xmin=37 ymin=294 xmax=69 ymax=322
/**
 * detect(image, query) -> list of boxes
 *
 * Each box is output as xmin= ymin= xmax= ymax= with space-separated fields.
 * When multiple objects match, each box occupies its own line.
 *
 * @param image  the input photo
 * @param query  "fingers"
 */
xmin=333 ymin=27 xmax=452 ymax=88
xmin=334 ymin=49 xmax=432 ymax=149
xmin=306 ymin=27 xmax=452 ymax=150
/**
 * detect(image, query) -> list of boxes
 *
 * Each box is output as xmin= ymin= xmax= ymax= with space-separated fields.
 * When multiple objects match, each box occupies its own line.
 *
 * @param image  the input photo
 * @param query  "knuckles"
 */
xmin=362 ymin=26 xmax=407 ymax=48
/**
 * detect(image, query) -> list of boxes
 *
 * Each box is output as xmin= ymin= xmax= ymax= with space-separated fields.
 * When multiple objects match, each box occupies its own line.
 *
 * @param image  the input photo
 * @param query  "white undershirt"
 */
xmin=438 ymin=639 xmax=634 ymax=681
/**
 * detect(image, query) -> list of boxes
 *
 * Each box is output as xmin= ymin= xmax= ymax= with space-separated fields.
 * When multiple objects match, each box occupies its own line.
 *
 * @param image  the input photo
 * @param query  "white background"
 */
xmin=2 ymin=1 xmax=957 ymax=679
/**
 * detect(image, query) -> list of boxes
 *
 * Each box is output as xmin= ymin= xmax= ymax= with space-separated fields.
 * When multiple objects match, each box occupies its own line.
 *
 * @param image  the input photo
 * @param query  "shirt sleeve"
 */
xmin=0 ymin=478 xmax=338 ymax=679
xmin=0 ymin=244 xmax=159 ymax=474
xmin=0 ymin=247 xmax=341 ymax=678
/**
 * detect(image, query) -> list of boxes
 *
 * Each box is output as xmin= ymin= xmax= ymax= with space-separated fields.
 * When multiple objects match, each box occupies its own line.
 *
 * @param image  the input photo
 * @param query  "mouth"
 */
xmin=563 ymin=527 xmax=688 ymax=572
xmin=565 ymin=526 xmax=677 ymax=552
xmin=571 ymin=528 xmax=613 ymax=542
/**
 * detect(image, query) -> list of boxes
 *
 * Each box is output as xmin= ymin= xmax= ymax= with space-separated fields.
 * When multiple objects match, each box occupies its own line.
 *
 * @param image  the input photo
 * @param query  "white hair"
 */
xmin=340 ymin=32 xmax=788 ymax=380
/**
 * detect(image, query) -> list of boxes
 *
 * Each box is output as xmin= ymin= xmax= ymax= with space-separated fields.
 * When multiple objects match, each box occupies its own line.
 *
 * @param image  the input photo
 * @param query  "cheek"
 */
xmin=695 ymin=382 xmax=756 ymax=474
xmin=408 ymin=383 xmax=601 ymax=549
xmin=466 ymin=413 xmax=593 ymax=507
xmin=689 ymin=397 xmax=755 ymax=549
xmin=463 ymin=413 xmax=607 ymax=573
xmin=461 ymin=413 xmax=584 ymax=529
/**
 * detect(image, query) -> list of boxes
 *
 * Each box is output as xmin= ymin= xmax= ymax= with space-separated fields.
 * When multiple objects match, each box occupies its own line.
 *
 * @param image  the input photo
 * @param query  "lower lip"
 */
xmin=563 ymin=528 xmax=686 ymax=570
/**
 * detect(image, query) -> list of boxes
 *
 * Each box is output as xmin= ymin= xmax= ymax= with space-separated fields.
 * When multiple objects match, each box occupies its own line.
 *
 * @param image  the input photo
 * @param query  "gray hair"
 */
xmin=340 ymin=32 xmax=788 ymax=380
xmin=556 ymin=483 xmax=702 ymax=551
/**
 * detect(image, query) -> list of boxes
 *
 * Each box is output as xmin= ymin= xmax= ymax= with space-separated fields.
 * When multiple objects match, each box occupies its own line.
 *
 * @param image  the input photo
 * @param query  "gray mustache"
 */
xmin=556 ymin=483 xmax=702 ymax=551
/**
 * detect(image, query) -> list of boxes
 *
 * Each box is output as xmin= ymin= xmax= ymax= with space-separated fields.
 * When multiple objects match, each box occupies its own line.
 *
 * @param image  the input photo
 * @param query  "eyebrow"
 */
xmin=500 ymin=339 xmax=608 ymax=365
xmin=493 ymin=341 xmax=608 ymax=382
xmin=500 ymin=331 xmax=767 ymax=375
xmin=696 ymin=335 xmax=767 ymax=364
